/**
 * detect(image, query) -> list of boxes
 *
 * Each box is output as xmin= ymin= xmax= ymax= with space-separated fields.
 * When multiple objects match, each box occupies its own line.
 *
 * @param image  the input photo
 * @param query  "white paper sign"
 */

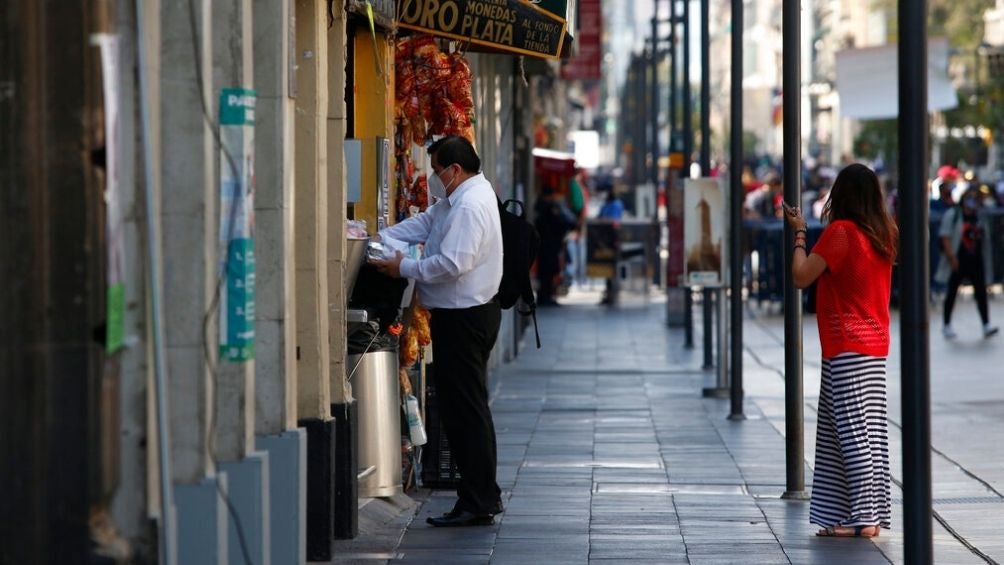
xmin=684 ymin=178 xmax=727 ymax=287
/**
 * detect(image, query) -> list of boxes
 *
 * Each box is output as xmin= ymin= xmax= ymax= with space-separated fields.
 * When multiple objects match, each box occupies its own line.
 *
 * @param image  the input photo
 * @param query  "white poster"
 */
xmin=835 ymin=37 xmax=957 ymax=120
xmin=684 ymin=178 xmax=726 ymax=287
xmin=96 ymin=33 xmax=125 ymax=352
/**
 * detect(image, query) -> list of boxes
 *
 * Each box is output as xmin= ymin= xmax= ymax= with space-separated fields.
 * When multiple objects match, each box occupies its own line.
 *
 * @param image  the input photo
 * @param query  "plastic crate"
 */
xmin=420 ymin=367 xmax=461 ymax=489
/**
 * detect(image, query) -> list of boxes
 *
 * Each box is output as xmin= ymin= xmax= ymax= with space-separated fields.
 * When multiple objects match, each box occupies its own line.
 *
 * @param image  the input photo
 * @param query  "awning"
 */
xmin=835 ymin=38 xmax=957 ymax=120
xmin=397 ymin=0 xmax=568 ymax=60
xmin=533 ymin=148 xmax=577 ymax=175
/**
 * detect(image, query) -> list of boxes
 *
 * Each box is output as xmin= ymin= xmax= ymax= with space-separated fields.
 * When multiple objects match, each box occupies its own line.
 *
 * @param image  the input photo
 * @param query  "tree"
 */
xmin=867 ymin=0 xmax=996 ymax=166
xmin=853 ymin=118 xmax=898 ymax=166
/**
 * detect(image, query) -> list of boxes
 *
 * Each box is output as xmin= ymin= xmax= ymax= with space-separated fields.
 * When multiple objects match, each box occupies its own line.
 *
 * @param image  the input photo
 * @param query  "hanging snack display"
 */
xmin=395 ymin=34 xmax=475 ymax=145
xmin=391 ymin=34 xmax=475 ymax=365
xmin=399 ymin=304 xmax=431 ymax=372
xmin=393 ymin=34 xmax=476 ymax=221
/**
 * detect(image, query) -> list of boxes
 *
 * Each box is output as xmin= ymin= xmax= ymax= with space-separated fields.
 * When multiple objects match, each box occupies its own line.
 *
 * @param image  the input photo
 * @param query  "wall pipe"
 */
xmin=133 ymin=1 xmax=178 ymax=562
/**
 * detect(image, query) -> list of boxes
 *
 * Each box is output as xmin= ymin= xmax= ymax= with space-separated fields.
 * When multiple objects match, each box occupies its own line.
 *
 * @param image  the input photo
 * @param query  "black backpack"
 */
xmin=495 ymin=198 xmax=542 ymax=348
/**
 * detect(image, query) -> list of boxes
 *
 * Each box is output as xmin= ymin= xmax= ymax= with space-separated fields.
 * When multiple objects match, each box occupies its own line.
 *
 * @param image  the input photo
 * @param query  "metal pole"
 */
xmin=899 ymin=0 xmax=933 ymax=557
xmin=700 ymin=0 xmax=711 ymax=174
xmin=651 ymin=16 xmax=660 ymax=189
xmin=702 ymin=289 xmax=714 ymax=368
xmin=135 ymin=0 xmax=178 ymax=560
xmin=670 ymin=0 xmax=678 ymax=131
xmin=638 ymin=55 xmax=648 ymax=188
xmin=702 ymin=290 xmax=728 ymax=396
xmin=699 ymin=0 xmax=715 ymax=372
xmin=683 ymin=0 xmax=695 ymax=350
xmin=717 ymin=288 xmax=728 ymax=387
xmin=667 ymin=0 xmax=693 ymax=346
xmin=781 ymin=0 xmax=807 ymax=500
xmin=728 ymin=0 xmax=746 ymax=420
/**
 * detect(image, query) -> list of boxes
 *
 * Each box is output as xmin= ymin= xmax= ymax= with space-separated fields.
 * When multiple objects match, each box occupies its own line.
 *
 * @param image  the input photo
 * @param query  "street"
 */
xmin=330 ymin=286 xmax=1004 ymax=564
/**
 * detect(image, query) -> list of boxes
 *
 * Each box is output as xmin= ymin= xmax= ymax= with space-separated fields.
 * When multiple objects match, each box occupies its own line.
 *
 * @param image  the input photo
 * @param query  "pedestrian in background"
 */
xmin=370 ymin=136 xmax=504 ymax=527
xmin=564 ymin=168 xmax=589 ymax=290
xmin=937 ymin=186 xmax=999 ymax=339
xmin=784 ymin=163 xmax=896 ymax=538
xmin=598 ymin=189 xmax=624 ymax=221
xmin=597 ymin=190 xmax=625 ymax=305
xmin=744 ymin=172 xmax=783 ymax=220
xmin=930 ymin=165 xmax=958 ymax=213
xmin=534 ymin=186 xmax=577 ymax=306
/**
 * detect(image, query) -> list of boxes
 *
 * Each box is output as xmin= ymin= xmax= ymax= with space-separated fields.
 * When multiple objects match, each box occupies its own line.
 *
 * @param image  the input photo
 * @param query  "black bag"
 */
xmin=495 ymin=198 xmax=542 ymax=348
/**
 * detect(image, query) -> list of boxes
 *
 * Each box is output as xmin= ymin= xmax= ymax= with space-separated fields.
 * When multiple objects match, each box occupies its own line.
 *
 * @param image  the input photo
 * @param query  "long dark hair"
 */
xmin=822 ymin=163 xmax=899 ymax=262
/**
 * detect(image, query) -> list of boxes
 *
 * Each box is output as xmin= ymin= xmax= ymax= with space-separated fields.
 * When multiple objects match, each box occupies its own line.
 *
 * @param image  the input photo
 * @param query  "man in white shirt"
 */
xmin=370 ymin=136 xmax=504 ymax=527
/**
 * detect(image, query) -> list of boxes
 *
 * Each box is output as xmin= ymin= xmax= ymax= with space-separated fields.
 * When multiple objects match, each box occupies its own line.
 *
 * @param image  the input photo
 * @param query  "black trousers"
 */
xmin=430 ymin=300 xmax=502 ymax=515
xmin=944 ymin=252 xmax=989 ymax=326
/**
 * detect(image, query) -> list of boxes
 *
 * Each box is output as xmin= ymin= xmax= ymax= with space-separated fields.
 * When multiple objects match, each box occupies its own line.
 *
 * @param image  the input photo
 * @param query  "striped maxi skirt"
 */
xmin=809 ymin=352 xmax=892 ymax=529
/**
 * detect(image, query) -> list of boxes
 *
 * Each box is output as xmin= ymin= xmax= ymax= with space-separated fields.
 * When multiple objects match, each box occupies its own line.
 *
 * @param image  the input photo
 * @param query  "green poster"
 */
xmin=218 ymin=88 xmax=256 ymax=361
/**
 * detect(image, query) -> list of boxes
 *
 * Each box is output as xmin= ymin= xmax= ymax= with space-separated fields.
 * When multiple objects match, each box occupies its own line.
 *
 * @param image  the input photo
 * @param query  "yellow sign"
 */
xmin=398 ymin=0 xmax=567 ymax=59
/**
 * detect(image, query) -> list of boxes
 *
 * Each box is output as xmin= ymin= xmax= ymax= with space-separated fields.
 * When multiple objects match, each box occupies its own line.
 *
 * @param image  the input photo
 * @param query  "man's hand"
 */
xmin=369 ymin=251 xmax=404 ymax=278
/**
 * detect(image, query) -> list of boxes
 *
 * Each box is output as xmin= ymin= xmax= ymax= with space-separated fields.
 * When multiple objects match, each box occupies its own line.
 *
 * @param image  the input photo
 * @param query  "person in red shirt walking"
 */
xmin=784 ymin=163 xmax=898 ymax=538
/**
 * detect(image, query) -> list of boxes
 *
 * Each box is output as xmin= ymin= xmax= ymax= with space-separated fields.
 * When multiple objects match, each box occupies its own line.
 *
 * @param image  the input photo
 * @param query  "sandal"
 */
xmin=816 ymin=525 xmax=880 ymax=538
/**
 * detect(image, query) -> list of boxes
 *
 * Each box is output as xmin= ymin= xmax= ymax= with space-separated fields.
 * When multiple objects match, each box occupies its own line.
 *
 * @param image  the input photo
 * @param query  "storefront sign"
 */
xmin=218 ymin=88 xmax=257 ymax=362
xmin=398 ymin=0 xmax=567 ymax=59
xmin=533 ymin=0 xmax=575 ymax=38
xmin=560 ymin=0 xmax=601 ymax=80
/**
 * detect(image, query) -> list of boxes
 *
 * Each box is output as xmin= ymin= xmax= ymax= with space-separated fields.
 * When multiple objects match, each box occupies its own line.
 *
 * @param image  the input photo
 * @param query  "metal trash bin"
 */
xmin=348 ymin=350 xmax=402 ymax=498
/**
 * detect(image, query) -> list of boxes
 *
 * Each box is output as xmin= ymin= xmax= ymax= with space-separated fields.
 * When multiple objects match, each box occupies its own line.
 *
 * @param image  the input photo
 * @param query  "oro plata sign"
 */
xmin=398 ymin=0 xmax=567 ymax=59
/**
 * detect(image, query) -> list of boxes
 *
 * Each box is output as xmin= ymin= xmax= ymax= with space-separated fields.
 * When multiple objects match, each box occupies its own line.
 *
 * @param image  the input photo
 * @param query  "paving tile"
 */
xmin=588 ymin=559 xmax=689 ymax=565
xmin=396 ymin=548 xmax=492 ymax=563
xmin=380 ymin=290 xmax=1000 ymax=563
xmin=588 ymin=546 xmax=688 ymax=560
xmin=502 ymin=495 xmax=590 ymax=516
xmin=497 ymin=520 xmax=590 ymax=539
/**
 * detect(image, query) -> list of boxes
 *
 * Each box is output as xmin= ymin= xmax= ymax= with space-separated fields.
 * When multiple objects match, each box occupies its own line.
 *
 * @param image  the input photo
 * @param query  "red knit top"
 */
xmin=811 ymin=220 xmax=893 ymax=358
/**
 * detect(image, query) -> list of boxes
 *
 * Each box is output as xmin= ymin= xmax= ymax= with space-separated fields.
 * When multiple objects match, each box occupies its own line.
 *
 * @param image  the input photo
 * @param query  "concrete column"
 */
xmin=253 ymin=1 xmax=307 ymax=563
xmin=159 ymin=0 xmax=228 ymax=560
xmin=294 ymin=0 xmax=332 ymax=420
xmin=295 ymin=1 xmax=336 ymax=559
xmin=212 ymin=0 xmax=256 ymax=467
xmin=211 ymin=2 xmax=273 ymax=563
xmin=326 ymin=3 xmax=358 ymax=541
xmin=109 ymin=0 xmax=154 ymax=554
xmin=160 ymin=0 xmax=214 ymax=486
xmin=253 ymin=0 xmax=298 ymax=437
xmin=327 ymin=0 xmax=349 ymax=405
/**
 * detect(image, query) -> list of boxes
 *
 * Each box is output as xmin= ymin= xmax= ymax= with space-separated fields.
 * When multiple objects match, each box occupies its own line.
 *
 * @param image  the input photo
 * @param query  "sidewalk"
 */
xmin=328 ymin=286 xmax=1004 ymax=564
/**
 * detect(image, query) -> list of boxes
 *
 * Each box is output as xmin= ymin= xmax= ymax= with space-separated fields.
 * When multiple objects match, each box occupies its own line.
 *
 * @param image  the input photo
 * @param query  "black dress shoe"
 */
xmin=426 ymin=511 xmax=494 ymax=527
xmin=442 ymin=500 xmax=504 ymax=518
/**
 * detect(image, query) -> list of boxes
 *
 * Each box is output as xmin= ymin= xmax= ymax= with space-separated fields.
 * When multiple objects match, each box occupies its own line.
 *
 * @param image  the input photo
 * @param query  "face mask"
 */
xmin=428 ymin=165 xmax=456 ymax=200
xmin=428 ymin=172 xmax=447 ymax=199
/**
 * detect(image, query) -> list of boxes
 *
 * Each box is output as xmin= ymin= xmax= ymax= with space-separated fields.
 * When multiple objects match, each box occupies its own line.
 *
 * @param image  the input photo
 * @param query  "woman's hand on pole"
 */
xmin=783 ymin=204 xmax=807 ymax=232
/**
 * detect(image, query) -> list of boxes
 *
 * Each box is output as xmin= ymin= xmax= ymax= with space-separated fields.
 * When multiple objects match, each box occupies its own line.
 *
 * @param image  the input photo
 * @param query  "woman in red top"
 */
xmin=785 ymin=163 xmax=898 ymax=538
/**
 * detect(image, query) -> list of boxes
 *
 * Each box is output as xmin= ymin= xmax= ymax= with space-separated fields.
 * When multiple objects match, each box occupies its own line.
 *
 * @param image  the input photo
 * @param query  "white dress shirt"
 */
xmin=379 ymin=172 xmax=503 ymax=309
